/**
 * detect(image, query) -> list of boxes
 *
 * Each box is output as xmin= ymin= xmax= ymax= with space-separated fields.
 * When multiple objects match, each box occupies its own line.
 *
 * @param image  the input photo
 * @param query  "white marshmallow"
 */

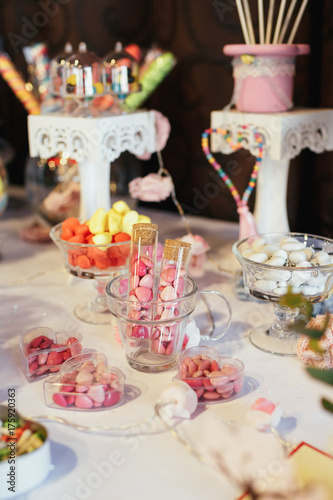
xmin=272 ymin=249 xmax=288 ymax=260
xmin=266 ymin=257 xmax=286 ymax=267
xmin=242 ymin=248 xmax=254 ymax=258
xmin=300 ymin=285 xmax=321 ymax=296
xmin=261 ymin=244 xmax=280 ymax=257
xmin=281 ymin=241 xmax=306 ymax=252
xmin=289 ymin=275 xmax=308 ymax=287
xmin=263 ymin=270 xmax=291 ymax=281
xmin=296 ymin=261 xmax=312 ymax=268
xmin=289 ymin=251 xmax=307 ymax=265
xmin=254 ymin=280 xmax=278 ymax=292
xmin=280 ymin=236 xmax=299 ymax=244
xmin=306 ymin=275 xmax=326 ymax=287
xmin=303 ymin=247 xmax=314 ymax=260
xmin=311 ymin=251 xmax=331 ymax=266
xmin=273 ymin=286 xmax=300 ymax=296
xmin=251 ymin=237 xmax=267 ymax=253
xmin=248 ymin=252 xmax=269 ymax=264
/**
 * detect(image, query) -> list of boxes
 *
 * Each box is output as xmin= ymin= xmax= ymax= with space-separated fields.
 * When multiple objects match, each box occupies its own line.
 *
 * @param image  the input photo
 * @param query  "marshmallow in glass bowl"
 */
xmin=234 ymin=233 xmax=333 ymax=302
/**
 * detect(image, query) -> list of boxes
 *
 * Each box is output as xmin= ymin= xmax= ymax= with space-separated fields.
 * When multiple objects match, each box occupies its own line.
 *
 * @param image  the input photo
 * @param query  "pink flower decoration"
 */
xmin=178 ymin=234 xmax=210 ymax=277
xmin=136 ymin=110 xmax=171 ymax=160
xmin=129 ymin=173 xmax=173 ymax=202
xmin=247 ymin=397 xmax=282 ymax=431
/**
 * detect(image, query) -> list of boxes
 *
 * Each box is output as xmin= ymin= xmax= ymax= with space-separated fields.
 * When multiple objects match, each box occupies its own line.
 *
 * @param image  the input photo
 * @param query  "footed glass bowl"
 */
xmin=233 ymin=232 xmax=333 ymax=356
xmin=50 ymin=222 xmax=130 ymax=324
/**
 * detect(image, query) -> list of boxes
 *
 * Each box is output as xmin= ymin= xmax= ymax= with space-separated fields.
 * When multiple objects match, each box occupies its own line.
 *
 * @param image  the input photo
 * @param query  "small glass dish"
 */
xmin=43 ymin=352 xmax=125 ymax=411
xmin=20 ymin=326 xmax=83 ymax=382
xmin=173 ymin=346 xmax=244 ymax=403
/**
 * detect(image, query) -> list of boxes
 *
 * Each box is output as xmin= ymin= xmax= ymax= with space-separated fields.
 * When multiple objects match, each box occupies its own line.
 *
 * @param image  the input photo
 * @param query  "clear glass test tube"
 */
xmin=151 ymin=239 xmax=192 ymax=356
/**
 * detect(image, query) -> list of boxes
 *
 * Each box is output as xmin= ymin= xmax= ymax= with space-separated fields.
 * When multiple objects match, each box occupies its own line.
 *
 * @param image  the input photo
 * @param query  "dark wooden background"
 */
xmin=0 ymin=0 xmax=332 ymax=236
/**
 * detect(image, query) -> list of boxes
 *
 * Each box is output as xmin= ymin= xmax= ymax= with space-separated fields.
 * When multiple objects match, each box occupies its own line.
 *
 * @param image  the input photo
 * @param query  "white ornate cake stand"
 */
xmin=210 ymin=108 xmax=333 ymax=233
xmin=28 ymin=111 xmax=157 ymax=220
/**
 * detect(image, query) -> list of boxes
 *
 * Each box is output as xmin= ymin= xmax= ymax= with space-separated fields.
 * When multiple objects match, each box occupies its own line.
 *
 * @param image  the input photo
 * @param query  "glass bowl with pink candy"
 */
xmin=106 ymin=274 xmax=198 ymax=373
xmin=233 ymin=232 xmax=333 ymax=356
xmin=174 ymin=346 xmax=244 ymax=403
xmin=20 ymin=326 xmax=83 ymax=382
xmin=43 ymin=352 xmax=125 ymax=411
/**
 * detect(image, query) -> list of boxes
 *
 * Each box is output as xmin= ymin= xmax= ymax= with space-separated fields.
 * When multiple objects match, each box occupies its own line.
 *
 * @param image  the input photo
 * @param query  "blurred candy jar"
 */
xmin=25 ymin=152 xmax=80 ymax=224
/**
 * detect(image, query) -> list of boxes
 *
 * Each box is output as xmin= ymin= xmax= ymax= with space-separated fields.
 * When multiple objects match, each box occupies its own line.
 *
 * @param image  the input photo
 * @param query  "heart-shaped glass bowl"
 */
xmin=20 ymin=326 xmax=83 ymax=382
xmin=43 ymin=352 xmax=125 ymax=411
xmin=0 ymin=405 xmax=51 ymax=499
xmin=173 ymin=346 xmax=244 ymax=403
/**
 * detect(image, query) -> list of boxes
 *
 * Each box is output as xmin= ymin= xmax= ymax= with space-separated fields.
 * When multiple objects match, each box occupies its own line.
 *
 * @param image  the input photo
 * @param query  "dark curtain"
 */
xmin=0 ymin=0 xmax=332 ymax=236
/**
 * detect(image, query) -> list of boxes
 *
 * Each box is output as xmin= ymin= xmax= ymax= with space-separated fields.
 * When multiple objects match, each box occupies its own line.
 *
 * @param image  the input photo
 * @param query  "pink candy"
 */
xmin=150 ymin=263 xmax=186 ymax=357
xmin=127 ymin=252 xmax=155 ymax=338
xmin=179 ymin=353 xmax=243 ymax=401
xmin=51 ymin=361 xmax=123 ymax=410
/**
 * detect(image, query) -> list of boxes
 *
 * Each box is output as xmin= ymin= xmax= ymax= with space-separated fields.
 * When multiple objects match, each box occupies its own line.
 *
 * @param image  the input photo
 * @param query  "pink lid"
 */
xmin=223 ymin=44 xmax=310 ymax=57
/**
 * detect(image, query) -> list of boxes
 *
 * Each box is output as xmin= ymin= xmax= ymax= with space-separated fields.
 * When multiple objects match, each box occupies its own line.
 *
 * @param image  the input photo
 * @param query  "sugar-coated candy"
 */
xmin=179 ymin=353 xmax=243 ymax=402
xmin=240 ymin=235 xmax=333 ymax=299
xmin=248 ymin=252 xmax=268 ymax=263
xmin=50 ymin=360 xmax=123 ymax=410
xmin=25 ymin=333 xmax=82 ymax=380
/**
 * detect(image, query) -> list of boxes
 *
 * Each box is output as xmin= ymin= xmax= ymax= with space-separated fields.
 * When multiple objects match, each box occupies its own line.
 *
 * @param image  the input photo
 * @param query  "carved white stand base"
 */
xmin=211 ymin=108 xmax=333 ymax=233
xmin=28 ymin=111 xmax=157 ymax=220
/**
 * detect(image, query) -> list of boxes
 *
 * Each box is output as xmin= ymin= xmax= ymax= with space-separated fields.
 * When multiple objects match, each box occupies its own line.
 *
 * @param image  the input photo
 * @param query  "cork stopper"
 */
xmin=163 ymin=239 xmax=191 ymax=264
xmin=132 ymin=223 xmax=158 ymax=245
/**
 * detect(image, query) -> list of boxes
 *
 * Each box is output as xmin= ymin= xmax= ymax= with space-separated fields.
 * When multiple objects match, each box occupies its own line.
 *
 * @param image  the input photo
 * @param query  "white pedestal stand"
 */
xmin=211 ymin=108 xmax=333 ymax=233
xmin=28 ymin=111 xmax=157 ymax=220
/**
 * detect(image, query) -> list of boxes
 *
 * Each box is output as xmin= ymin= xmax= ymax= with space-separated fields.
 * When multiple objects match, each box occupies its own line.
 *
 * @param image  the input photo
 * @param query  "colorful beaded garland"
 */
xmin=201 ymin=126 xmax=264 ymax=208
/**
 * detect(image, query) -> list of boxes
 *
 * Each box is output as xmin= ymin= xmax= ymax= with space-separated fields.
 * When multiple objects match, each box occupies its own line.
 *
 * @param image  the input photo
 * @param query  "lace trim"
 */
xmin=233 ymin=56 xmax=295 ymax=79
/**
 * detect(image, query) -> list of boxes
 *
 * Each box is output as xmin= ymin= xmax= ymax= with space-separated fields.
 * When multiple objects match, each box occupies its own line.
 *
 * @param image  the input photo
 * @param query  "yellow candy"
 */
xmin=108 ymin=219 xmax=121 ymax=236
xmin=67 ymin=74 xmax=77 ymax=85
xmin=94 ymin=82 xmax=104 ymax=94
xmin=107 ymin=209 xmax=122 ymax=226
xmin=88 ymin=208 xmax=108 ymax=234
xmin=92 ymin=232 xmax=112 ymax=250
xmin=138 ymin=215 xmax=151 ymax=224
xmin=112 ymin=200 xmax=130 ymax=216
xmin=122 ymin=210 xmax=139 ymax=234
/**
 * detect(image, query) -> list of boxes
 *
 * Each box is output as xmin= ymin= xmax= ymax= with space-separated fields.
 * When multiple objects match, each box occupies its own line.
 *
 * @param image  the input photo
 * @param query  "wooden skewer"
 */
xmin=272 ymin=0 xmax=287 ymax=44
xmin=258 ymin=0 xmax=265 ymax=44
xmin=265 ymin=0 xmax=275 ymax=44
xmin=236 ymin=0 xmax=251 ymax=45
xmin=242 ymin=0 xmax=256 ymax=44
xmin=287 ymin=0 xmax=309 ymax=44
xmin=278 ymin=0 xmax=299 ymax=43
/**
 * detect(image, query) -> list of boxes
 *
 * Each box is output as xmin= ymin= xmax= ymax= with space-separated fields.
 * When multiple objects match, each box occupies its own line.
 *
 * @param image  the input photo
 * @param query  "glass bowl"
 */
xmin=20 ymin=326 xmax=83 ymax=382
xmin=173 ymin=346 xmax=244 ymax=403
xmin=233 ymin=232 xmax=333 ymax=356
xmin=43 ymin=352 xmax=125 ymax=410
xmin=50 ymin=221 xmax=131 ymax=324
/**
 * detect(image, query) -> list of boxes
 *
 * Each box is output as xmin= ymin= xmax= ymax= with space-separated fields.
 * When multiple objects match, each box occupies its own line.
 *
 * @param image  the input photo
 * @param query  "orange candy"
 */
xmin=74 ymin=223 xmax=90 ymax=237
xmin=61 ymin=228 xmax=74 ymax=241
xmin=68 ymin=235 xmax=85 ymax=244
xmin=76 ymin=255 xmax=91 ymax=269
xmin=62 ymin=217 xmax=80 ymax=232
xmin=113 ymin=232 xmax=131 ymax=243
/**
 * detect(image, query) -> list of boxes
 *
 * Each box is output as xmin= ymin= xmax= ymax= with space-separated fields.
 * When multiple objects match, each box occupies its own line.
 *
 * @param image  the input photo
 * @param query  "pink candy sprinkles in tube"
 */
xmin=150 ymin=239 xmax=192 ymax=356
xmin=127 ymin=223 xmax=158 ymax=339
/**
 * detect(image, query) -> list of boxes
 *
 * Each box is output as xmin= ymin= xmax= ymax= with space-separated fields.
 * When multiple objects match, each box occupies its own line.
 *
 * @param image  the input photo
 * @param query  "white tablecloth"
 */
xmin=0 ymin=191 xmax=333 ymax=500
